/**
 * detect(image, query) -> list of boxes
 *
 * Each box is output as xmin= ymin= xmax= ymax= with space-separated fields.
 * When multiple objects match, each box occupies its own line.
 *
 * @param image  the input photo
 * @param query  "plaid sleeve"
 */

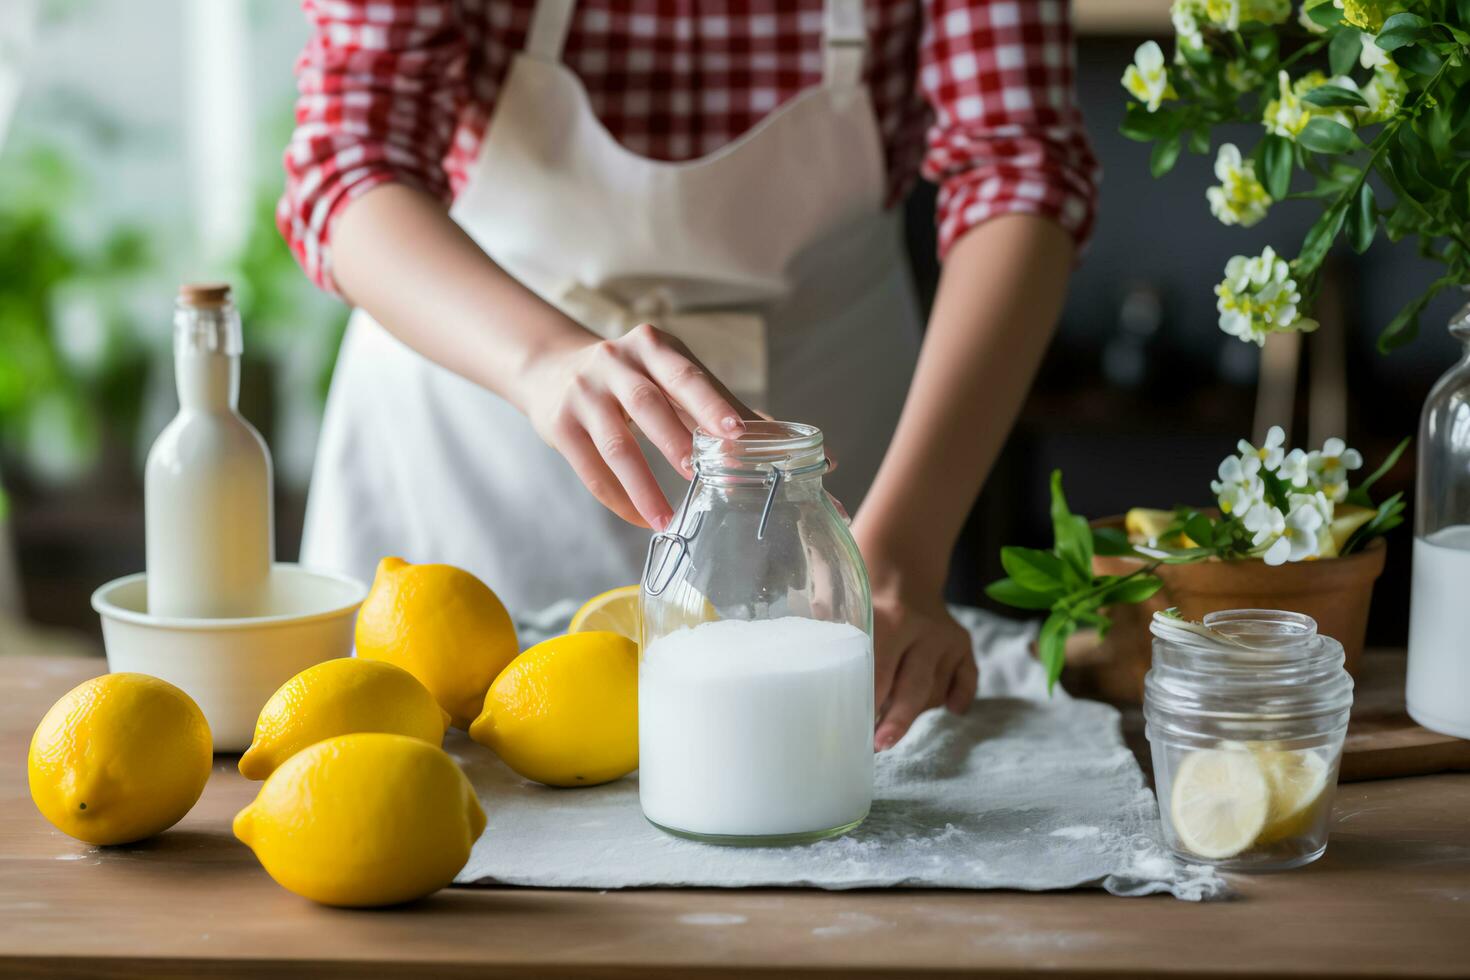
xmin=277 ymin=0 xmax=468 ymax=295
xmin=919 ymin=0 xmax=1100 ymax=258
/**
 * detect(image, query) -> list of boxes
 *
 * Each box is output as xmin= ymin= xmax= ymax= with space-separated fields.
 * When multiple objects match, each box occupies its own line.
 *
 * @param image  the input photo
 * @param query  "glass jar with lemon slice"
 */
xmin=1144 ymin=609 xmax=1353 ymax=871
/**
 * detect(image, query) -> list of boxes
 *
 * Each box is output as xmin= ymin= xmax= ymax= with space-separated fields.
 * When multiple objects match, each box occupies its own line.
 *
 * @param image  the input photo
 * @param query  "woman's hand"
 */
xmin=521 ymin=323 xmax=752 ymax=531
xmin=856 ymin=529 xmax=978 ymax=751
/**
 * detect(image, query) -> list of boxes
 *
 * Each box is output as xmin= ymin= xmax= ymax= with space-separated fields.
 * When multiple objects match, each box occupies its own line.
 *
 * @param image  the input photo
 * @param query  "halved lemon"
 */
xmin=569 ymin=586 xmax=641 ymax=642
xmin=1252 ymin=746 xmax=1330 ymax=845
xmin=1169 ymin=747 xmax=1269 ymax=860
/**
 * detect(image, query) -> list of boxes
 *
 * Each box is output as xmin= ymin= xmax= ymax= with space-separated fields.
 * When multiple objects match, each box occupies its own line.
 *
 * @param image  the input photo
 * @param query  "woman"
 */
xmin=280 ymin=0 xmax=1098 ymax=749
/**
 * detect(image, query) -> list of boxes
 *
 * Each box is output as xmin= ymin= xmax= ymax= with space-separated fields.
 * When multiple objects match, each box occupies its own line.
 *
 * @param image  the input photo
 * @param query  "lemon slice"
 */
xmin=569 ymin=585 xmax=641 ymax=641
xmin=1169 ymin=747 xmax=1269 ymax=860
xmin=1251 ymin=746 xmax=1330 ymax=845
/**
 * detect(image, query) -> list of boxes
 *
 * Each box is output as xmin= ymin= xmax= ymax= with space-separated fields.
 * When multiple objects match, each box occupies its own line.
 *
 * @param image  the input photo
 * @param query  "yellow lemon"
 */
xmin=1124 ymin=508 xmax=1199 ymax=548
xmin=1321 ymin=504 xmax=1376 ymax=559
xmin=355 ymin=557 xmax=518 ymax=729
xmin=29 ymin=673 xmax=212 ymax=846
xmin=1251 ymin=745 xmax=1331 ymax=845
xmin=569 ymin=585 xmax=640 ymax=641
xmin=1168 ymin=746 xmax=1269 ymax=860
xmin=233 ymin=733 xmax=485 ymax=907
xmin=469 ymin=631 xmax=638 ymax=787
xmin=239 ymin=658 xmax=451 ymax=780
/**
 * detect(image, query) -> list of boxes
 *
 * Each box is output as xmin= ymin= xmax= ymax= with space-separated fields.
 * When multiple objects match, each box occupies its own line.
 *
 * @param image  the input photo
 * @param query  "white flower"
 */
xmin=1359 ymin=33 xmax=1391 ymax=69
xmin=1239 ymin=425 xmax=1287 ymax=471
xmin=1123 ymin=41 xmax=1177 ymax=113
xmin=1172 ymin=0 xmax=1208 ymax=50
xmin=1225 ymin=59 xmax=1262 ymax=92
xmin=1358 ymin=65 xmax=1408 ymax=125
xmin=1278 ymin=447 xmax=1312 ymax=487
xmin=1211 ymin=453 xmax=1265 ymax=516
xmin=1206 ymin=143 xmax=1272 ymax=227
xmin=1215 ymin=246 xmax=1321 ymax=346
xmin=1250 ymin=495 xmax=1328 ymax=565
xmin=1309 ymin=437 xmax=1364 ymax=501
xmin=1263 ymin=70 xmax=1356 ymax=141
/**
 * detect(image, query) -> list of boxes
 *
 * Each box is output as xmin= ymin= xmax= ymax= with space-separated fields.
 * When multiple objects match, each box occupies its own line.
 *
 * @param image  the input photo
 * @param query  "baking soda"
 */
xmin=638 ymin=616 xmax=874 ymax=839
xmin=1408 ymin=526 xmax=1470 ymax=738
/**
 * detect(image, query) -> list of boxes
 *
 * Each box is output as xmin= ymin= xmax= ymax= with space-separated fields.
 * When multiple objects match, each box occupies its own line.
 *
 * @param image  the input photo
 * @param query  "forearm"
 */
xmin=855 ymin=213 xmax=1075 ymax=592
xmin=331 ymin=182 xmax=593 ymax=410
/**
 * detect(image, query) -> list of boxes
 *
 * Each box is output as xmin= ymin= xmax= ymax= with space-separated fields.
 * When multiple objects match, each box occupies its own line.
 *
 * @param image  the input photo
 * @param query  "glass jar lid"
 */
xmin=1144 ymin=609 xmax=1354 ymax=729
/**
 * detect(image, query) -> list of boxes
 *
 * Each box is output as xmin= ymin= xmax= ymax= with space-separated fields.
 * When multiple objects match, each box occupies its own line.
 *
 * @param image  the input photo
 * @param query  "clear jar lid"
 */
xmin=1144 ymin=610 xmax=1354 ymax=739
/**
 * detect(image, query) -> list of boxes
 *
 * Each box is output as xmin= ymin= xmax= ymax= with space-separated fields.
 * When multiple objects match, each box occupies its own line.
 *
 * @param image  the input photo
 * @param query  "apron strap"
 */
xmin=525 ymin=0 xmax=576 ymax=62
xmin=823 ymin=0 xmax=867 ymax=88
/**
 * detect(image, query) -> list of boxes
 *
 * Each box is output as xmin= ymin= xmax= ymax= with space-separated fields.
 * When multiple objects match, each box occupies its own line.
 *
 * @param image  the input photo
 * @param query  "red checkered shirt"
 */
xmin=279 ymin=0 xmax=1100 ymax=294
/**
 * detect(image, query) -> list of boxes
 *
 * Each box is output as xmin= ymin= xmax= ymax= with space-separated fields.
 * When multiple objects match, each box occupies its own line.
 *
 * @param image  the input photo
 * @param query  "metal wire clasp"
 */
xmin=640 ymin=456 xmax=831 ymax=597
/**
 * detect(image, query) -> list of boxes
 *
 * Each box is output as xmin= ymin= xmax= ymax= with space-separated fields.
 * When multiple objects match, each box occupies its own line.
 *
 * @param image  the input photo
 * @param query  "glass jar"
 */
xmin=1407 ymin=298 xmax=1470 ymax=739
xmin=638 ymin=421 xmax=874 ymax=845
xmin=1143 ymin=610 xmax=1353 ymax=872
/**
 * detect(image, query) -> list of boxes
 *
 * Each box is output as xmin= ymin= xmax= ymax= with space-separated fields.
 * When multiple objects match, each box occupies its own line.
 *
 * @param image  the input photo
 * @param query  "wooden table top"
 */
xmin=3 ymin=655 xmax=1468 ymax=979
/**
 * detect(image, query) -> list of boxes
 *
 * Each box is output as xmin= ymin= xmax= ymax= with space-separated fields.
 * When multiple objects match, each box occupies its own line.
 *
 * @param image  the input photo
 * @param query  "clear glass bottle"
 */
xmin=1144 ymin=610 xmax=1353 ymax=872
xmin=638 ymin=421 xmax=873 ymax=845
xmin=144 ymin=283 xmax=274 ymax=618
xmin=1407 ymin=298 xmax=1470 ymax=739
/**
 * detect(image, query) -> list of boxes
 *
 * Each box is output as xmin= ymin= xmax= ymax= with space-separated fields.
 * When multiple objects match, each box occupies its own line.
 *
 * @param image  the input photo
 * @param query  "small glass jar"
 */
xmin=1144 ymin=610 xmax=1353 ymax=872
xmin=638 ymin=421 xmax=874 ymax=845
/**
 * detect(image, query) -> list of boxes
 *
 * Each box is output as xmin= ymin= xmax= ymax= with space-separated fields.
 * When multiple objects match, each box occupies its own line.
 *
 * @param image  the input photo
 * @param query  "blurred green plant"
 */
xmin=0 ymin=145 xmax=151 ymax=486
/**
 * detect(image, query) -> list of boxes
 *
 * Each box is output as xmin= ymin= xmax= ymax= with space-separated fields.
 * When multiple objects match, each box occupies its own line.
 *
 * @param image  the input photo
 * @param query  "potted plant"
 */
xmin=986 ymin=430 xmax=1405 ymax=699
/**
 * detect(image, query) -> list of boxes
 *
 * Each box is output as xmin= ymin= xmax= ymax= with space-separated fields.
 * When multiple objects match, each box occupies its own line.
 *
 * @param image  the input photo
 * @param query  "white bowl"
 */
xmin=91 ymin=563 xmax=367 ymax=752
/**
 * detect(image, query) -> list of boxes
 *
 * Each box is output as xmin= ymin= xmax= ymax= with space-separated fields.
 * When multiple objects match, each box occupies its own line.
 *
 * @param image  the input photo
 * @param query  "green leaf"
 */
xmin=1260 ymin=135 xmax=1293 ymax=199
xmin=1456 ymin=0 xmax=1470 ymax=26
xmin=985 ymin=576 xmax=1061 ymax=611
xmin=1375 ymin=12 xmax=1430 ymax=49
xmin=1329 ymin=28 xmax=1364 ymax=77
xmin=1000 ymin=546 xmax=1069 ymax=593
xmin=1298 ymin=118 xmax=1361 ymax=154
xmin=1342 ymin=492 xmax=1406 ymax=555
xmin=1393 ymin=44 xmax=1444 ymax=76
xmin=1403 ymin=120 xmax=1447 ymax=186
xmin=1377 ymin=282 xmax=1449 ymax=352
xmin=1297 ymin=199 xmax=1348 ymax=278
xmin=1100 ymin=575 xmax=1165 ymax=606
xmin=1346 ymin=181 xmax=1377 ymax=254
xmin=1092 ymin=526 xmax=1135 ymax=557
xmin=1452 ymin=83 xmax=1470 ymax=135
xmin=1038 ymin=613 xmax=1079 ymax=694
xmin=1151 ymin=136 xmax=1182 ymax=178
xmin=1183 ymin=512 xmax=1217 ymax=549
xmin=1306 ymin=0 xmax=1343 ymax=28
xmin=1188 ymin=128 xmax=1211 ymax=155
xmin=1120 ymin=105 xmax=1177 ymax=142
xmin=1352 ymin=436 xmax=1411 ymax=502
xmin=1304 ymin=84 xmax=1369 ymax=109
xmin=1049 ymin=470 xmax=1094 ymax=581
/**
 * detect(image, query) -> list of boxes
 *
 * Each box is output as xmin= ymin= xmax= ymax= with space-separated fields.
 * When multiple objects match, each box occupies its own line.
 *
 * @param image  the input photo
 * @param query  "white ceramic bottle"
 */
xmin=144 ymin=283 xmax=273 ymax=618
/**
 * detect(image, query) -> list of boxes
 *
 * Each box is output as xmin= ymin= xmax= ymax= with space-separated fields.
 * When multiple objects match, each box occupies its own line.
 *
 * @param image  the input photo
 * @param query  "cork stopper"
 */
xmin=178 ymin=282 xmax=232 ymax=308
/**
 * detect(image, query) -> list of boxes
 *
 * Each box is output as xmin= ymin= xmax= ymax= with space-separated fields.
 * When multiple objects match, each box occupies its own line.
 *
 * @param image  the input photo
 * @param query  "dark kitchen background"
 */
xmin=1 ymin=1 xmax=1454 ymax=655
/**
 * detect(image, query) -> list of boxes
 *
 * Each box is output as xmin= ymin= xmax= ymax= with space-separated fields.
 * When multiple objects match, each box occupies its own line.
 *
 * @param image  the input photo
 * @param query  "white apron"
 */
xmin=301 ymin=0 xmax=922 ymax=611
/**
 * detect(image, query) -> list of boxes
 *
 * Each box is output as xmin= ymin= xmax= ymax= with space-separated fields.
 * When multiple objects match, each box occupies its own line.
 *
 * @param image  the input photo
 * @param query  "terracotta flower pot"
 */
xmin=1069 ymin=520 xmax=1387 ymax=704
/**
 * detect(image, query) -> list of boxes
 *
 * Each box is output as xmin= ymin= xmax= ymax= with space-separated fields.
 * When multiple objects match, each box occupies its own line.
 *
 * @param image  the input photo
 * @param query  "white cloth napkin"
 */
xmin=452 ymin=606 xmax=1224 ymax=900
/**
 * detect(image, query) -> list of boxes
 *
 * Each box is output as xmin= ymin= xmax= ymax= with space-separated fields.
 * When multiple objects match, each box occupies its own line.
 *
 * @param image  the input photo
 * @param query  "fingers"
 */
xmin=597 ymin=347 xmax=696 ymax=478
xmin=552 ymin=425 xmax=646 ymax=528
xmin=946 ymin=647 xmax=979 ymax=714
xmin=629 ymin=324 xmax=753 ymax=436
xmin=569 ymin=382 xmax=673 ymax=531
xmin=874 ymin=644 xmax=942 ymax=751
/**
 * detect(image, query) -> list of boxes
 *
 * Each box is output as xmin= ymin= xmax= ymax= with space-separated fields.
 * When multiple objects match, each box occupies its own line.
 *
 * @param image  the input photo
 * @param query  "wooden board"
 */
xmin=1340 ymin=649 xmax=1470 ymax=782
xmin=2 ymin=655 xmax=1470 ymax=978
